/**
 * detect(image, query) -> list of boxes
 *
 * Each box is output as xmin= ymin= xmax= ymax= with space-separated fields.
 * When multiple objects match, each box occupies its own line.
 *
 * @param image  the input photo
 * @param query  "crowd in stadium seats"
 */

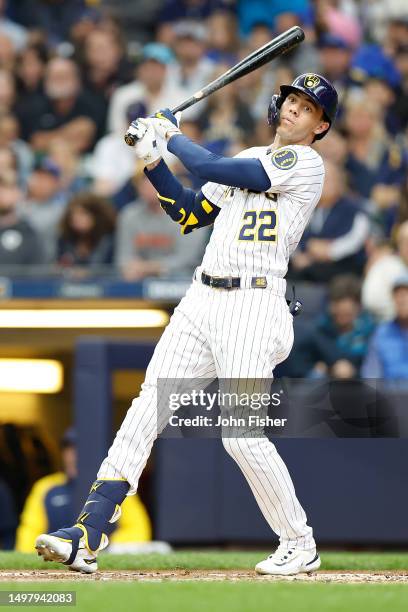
xmin=0 ymin=0 xmax=407 ymax=376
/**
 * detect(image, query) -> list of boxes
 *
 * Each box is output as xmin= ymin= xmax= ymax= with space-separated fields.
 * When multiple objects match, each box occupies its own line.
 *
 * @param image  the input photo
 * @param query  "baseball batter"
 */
xmin=36 ymin=73 xmax=338 ymax=576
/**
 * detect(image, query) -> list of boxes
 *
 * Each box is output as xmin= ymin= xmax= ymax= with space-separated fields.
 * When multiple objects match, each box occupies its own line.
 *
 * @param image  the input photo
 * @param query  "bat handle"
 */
xmin=124 ymin=119 xmax=147 ymax=147
xmin=124 ymin=103 xmax=189 ymax=146
xmin=124 ymin=132 xmax=138 ymax=147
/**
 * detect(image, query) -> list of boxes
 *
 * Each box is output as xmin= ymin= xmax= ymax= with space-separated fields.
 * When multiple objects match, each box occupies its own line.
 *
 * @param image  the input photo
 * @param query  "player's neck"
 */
xmin=272 ymin=134 xmax=313 ymax=149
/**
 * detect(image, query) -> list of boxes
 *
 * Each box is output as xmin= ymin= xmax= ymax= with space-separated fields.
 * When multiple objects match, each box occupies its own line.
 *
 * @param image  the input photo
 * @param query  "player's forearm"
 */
xmin=144 ymin=159 xmax=220 ymax=233
xmin=167 ymin=134 xmax=271 ymax=191
xmin=144 ymin=158 xmax=188 ymax=205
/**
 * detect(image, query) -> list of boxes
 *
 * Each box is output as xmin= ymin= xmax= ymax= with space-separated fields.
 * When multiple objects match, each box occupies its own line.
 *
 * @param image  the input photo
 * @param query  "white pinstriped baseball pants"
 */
xmin=98 ymin=277 xmax=316 ymax=550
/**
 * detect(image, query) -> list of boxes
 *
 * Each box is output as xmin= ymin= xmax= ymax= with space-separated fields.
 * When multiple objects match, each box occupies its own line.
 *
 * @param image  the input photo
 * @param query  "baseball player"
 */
xmin=35 ymin=73 xmax=338 ymax=576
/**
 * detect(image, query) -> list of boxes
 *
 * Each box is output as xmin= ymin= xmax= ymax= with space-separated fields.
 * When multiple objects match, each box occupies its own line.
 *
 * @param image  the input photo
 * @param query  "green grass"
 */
xmin=0 ymin=582 xmax=407 ymax=612
xmin=1 ymin=550 xmax=408 ymax=571
xmin=0 ymin=552 xmax=407 ymax=612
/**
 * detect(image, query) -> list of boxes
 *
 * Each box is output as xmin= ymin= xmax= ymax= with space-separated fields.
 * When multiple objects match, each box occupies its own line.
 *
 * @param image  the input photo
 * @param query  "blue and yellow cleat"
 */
xmin=35 ymin=479 xmax=129 ymax=574
xmin=35 ymin=525 xmax=108 ymax=574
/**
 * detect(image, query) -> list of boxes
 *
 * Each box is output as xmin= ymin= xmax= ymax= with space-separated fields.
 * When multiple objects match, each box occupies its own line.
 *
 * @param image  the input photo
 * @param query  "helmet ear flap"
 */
xmin=267 ymin=94 xmax=284 ymax=127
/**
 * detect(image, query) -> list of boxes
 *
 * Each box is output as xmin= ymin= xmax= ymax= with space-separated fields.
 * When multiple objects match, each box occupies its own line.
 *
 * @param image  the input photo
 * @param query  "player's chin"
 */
xmin=277 ymin=122 xmax=294 ymax=136
xmin=277 ymin=125 xmax=297 ymax=142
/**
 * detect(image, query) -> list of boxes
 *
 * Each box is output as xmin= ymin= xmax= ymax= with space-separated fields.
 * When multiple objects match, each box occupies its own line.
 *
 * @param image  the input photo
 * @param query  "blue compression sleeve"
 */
xmin=167 ymin=134 xmax=271 ymax=191
xmin=144 ymin=158 xmax=188 ymax=202
xmin=144 ymin=159 xmax=220 ymax=233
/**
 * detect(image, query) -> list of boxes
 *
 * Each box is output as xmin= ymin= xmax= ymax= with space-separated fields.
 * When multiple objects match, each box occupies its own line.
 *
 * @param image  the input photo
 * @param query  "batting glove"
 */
xmin=142 ymin=108 xmax=182 ymax=141
xmin=127 ymin=120 xmax=162 ymax=165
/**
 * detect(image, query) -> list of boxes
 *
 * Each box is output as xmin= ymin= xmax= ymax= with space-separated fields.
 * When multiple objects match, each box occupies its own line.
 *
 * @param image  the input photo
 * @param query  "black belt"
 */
xmin=201 ymin=272 xmax=267 ymax=289
xmin=200 ymin=272 xmax=303 ymax=316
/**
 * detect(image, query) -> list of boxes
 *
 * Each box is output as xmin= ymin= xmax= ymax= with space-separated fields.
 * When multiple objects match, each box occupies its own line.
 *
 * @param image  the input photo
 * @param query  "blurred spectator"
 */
xmin=362 ymin=77 xmax=401 ymax=137
xmin=206 ymin=10 xmax=238 ymax=64
xmin=23 ymin=158 xmax=66 ymax=261
xmin=365 ymin=4 xmax=408 ymax=46
xmin=0 ymin=114 xmax=33 ymax=186
xmin=361 ymin=272 xmax=408 ymax=379
xmin=314 ymin=0 xmax=362 ymax=49
xmin=317 ymin=33 xmax=353 ymax=98
xmin=107 ymin=43 xmax=182 ymax=135
xmin=47 ymin=140 xmax=88 ymax=198
xmin=314 ymin=127 xmax=348 ymax=166
xmin=16 ymin=427 xmax=152 ymax=552
xmin=350 ymin=44 xmax=401 ymax=92
xmin=100 ymin=0 xmax=163 ymax=45
xmin=393 ymin=44 xmax=408 ymax=131
xmin=15 ymin=43 xmax=48 ymax=97
xmin=196 ymin=62 xmax=256 ymax=153
xmin=398 ymin=177 xmax=408 ymax=226
xmin=81 ymin=27 xmax=133 ymax=113
xmin=0 ymin=0 xmax=27 ymax=51
xmin=166 ymin=20 xmax=215 ymax=119
xmin=0 ymin=172 xmax=45 ymax=266
xmin=237 ymin=32 xmax=294 ymax=143
xmin=95 ymin=43 xmax=182 ymax=203
xmin=17 ymin=57 xmax=104 ymax=152
xmin=349 ymin=44 xmax=403 ymax=135
xmin=344 ymin=96 xmax=407 ymax=231
xmin=0 ymin=477 xmax=17 ymax=549
xmin=69 ymin=5 xmax=103 ymax=49
xmin=237 ymin=0 xmax=308 ymax=36
xmin=237 ymin=24 xmax=281 ymax=122
xmin=384 ymin=16 xmax=408 ymax=57
xmin=89 ymin=127 xmax=139 ymax=202
xmin=157 ymin=0 xmax=228 ymax=44
xmin=115 ymin=165 xmax=207 ymax=281
xmin=274 ymin=12 xmax=321 ymax=75
xmin=362 ymin=221 xmax=408 ymax=321
xmin=0 ymin=147 xmax=19 ymax=183
xmin=12 ymin=0 xmax=92 ymax=47
xmin=294 ymin=275 xmax=375 ymax=379
xmin=0 ymin=31 xmax=18 ymax=70
xmin=0 ymin=68 xmax=16 ymax=114
xmin=169 ymin=119 xmax=208 ymax=189
xmin=290 ymin=161 xmax=370 ymax=282
xmin=57 ymin=192 xmax=116 ymax=273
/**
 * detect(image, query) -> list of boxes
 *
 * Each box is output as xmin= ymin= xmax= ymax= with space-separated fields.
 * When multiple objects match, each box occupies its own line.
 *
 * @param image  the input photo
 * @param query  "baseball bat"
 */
xmin=124 ymin=26 xmax=305 ymax=146
xmin=172 ymin=26 xmax=304 ymax=114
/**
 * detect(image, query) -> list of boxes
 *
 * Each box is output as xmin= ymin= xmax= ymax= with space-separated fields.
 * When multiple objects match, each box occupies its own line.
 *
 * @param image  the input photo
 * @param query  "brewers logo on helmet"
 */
xmin=303 ymin=74 xmax=320 ymax=89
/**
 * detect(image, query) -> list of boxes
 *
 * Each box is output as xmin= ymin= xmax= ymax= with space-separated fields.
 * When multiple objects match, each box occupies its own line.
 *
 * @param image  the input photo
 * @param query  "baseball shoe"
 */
xmin=35 ymin=525 xmax=108 ymax=574
xmin=255 ymin=545 xmax=321 ymax=576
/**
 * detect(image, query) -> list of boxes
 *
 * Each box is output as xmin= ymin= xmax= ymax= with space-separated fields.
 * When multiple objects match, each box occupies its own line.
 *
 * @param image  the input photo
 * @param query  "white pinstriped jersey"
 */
xmin=200 ymin=144 xmax=325 ymax=277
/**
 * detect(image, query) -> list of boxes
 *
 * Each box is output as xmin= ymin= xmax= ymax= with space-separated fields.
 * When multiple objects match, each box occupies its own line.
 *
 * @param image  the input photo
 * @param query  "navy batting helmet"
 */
xmin=268 ymin=73 xmax=338 ymax=140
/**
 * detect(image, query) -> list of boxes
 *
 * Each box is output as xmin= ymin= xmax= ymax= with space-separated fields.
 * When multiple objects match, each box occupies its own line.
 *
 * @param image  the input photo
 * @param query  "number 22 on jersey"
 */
xmin=238 ymin=210 xmax=278 ymax=242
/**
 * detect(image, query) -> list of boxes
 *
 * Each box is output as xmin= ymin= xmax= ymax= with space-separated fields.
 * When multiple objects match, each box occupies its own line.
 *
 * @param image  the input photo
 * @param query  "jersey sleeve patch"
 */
xmin=271 ymin=148 xmax=298 ymax=170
